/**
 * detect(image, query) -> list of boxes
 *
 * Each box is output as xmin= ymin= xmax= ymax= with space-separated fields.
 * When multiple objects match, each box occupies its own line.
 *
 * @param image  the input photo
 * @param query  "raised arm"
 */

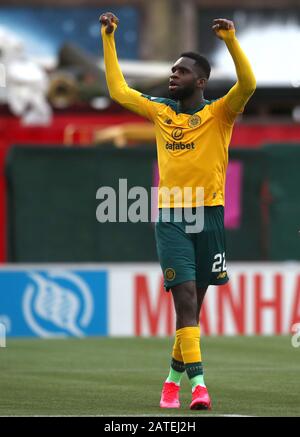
xmin=99 ymin=13 xmax=157 ymax=121
xmin=212 ymin=18 xmax=256 ymax=114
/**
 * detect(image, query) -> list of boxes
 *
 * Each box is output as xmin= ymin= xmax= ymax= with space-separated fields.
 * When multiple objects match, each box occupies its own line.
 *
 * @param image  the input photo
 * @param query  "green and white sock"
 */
xmin=190 ymin=374 xmax=205 ymax=390
xmin=185 ymin=362 xmax=206 ymax=389
xmin=166 ymin=358 xmax=185 ymax=385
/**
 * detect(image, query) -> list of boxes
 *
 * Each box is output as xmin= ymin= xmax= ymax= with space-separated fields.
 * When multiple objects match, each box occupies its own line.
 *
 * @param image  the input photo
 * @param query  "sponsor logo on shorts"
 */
xmin=165 ymin=268 xmax=176 ymax=281
xmin=188 ymin=114 xmax=201 ymax=127
xmin=217 ymin=271 xmax=227 ymax=279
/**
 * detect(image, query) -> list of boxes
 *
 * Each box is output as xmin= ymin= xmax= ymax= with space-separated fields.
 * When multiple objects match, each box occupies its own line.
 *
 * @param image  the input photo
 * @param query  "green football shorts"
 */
xmin=155 ymin=206 xmax=229 ymax=290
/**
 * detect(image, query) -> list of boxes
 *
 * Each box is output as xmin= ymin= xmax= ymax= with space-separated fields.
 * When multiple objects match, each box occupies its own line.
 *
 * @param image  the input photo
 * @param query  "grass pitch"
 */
xmin=0 ymin=336 xmax=299 ymax=417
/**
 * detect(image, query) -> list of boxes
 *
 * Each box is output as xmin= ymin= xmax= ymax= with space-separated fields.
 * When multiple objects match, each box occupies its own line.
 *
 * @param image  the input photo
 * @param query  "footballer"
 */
xmin=100 ymin=12 xmax=256 ymax=410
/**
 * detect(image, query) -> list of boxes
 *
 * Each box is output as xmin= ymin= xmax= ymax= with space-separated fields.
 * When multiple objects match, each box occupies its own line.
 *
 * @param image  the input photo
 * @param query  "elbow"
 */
xmin=108 ymin=88 xmax=123 ymax=104
xmin=108 ymin=89 xmax=119 ymax=101
xmin=248 ymin=73 xmax=257 ymax=93
xmin=243 ymin=77 xmax=256 ymax=97
xmin=107 ymin=83 xmax=127 ymax=103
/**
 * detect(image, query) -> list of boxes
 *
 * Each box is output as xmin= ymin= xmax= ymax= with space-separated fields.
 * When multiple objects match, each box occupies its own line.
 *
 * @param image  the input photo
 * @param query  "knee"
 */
xmin=181 ymin=286 xmax=197 ymax=313
xmin=172 ymin=282 xmax=198 ymax=323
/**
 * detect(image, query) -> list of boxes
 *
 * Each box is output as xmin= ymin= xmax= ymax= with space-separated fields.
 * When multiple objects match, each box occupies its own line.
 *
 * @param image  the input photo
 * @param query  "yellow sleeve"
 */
xmin=210 ymin=29 xmax=256 ymax=125
xmin=101 ymin=24 xmax=157 ymax=122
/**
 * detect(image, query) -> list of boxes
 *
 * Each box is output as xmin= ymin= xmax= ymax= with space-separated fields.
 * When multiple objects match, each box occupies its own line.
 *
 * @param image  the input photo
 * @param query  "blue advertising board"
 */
xmin=0 ymin=269 xmax=108 ymax=337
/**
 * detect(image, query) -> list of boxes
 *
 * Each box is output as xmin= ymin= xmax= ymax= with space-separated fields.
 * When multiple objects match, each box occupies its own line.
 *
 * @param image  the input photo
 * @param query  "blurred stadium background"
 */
xmin=0 ymin=0 xmax=300 ymax=416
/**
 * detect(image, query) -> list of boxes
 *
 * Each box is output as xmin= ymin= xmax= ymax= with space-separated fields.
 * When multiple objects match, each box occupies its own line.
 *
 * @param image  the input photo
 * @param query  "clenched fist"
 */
xmin=212 ymin=18 xmax=235 ymax=40
xmin=99 ymin=12 xmax=119 ymax=34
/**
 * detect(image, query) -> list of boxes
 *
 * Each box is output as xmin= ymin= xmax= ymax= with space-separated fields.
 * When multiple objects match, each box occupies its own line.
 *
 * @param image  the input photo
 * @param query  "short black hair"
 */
xmin=180 ymin=52 xmax=211 ymax=79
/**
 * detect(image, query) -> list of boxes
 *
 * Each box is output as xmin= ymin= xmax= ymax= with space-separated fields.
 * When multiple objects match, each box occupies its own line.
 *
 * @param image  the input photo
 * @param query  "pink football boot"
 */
xmin=190 ymin=385 xmax=212 ymax=410
xmin=159 ymin=382 xmax=180 ymax=408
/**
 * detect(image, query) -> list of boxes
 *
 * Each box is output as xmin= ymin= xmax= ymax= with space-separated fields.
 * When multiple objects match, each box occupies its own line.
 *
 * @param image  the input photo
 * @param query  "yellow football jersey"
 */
xmin=101 ymin=25 xmax=256 ymax=208
xmin=138 ymin=94 xmax=236 ymax=207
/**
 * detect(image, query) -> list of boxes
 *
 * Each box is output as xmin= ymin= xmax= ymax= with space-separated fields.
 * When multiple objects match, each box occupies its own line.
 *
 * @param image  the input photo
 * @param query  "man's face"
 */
xmin=169 ymin=57 xmax=204 ymax=100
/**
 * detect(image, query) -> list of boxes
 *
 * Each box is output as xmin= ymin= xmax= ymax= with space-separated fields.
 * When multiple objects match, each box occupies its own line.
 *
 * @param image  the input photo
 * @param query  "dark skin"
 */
xmin=169 ymin=18 xmax=234 ymax=112
xmin=100 ymin=13 xmax=234 ymax=113
xmin=100 ymin=13 xmax=233 ymax=329
xmin=99 ymin=13 xmax=234 ymax=115
xmin=169 ymin=58 xmax=206 ymax=113
xmin=172 ymin=282 xmax=208 ymax=330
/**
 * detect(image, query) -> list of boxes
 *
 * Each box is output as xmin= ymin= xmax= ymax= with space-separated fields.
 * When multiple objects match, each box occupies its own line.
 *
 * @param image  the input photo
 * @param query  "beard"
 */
xmin=168 ymin=83 xmax=196 ymax=101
